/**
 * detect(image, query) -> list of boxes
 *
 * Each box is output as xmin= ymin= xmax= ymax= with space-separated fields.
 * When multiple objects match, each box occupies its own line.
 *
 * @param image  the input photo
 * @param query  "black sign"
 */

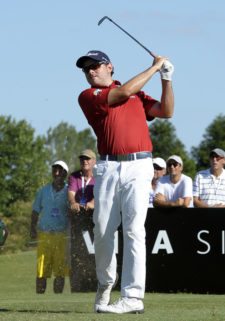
xmin=146 ymin=207 xmax=225 ymax=293
xmin=70 ymin=207 xmax=225 ymax=293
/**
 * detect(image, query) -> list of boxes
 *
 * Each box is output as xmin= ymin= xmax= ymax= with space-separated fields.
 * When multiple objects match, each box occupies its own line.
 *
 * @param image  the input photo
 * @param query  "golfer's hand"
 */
xmin=152 ymin=56 xmax=167 ymax=72
xmin=160 ymin=60 xmax=174 ymax=81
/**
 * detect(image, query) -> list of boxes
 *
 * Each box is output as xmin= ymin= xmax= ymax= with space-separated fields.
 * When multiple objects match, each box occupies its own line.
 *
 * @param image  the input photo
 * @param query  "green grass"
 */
xmin=1 ymin=251 xmax=225 ymax=321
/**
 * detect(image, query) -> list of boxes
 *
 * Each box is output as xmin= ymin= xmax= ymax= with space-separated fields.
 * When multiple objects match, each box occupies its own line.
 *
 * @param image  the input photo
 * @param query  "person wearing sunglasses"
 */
xmin=75 ymin=50 xmax=174 ymax=314
xmin=68 ymin=149 xmax=96 ymax=214
xmin=153 ymin=155 xmax=193 ymax=208
xmin=193 ymin=148 xmax=225 ymax=208
xmin=149 ymin=157 xmax=167 ymax=207
xmin=68 ymin=149 xmax=96 ymax=292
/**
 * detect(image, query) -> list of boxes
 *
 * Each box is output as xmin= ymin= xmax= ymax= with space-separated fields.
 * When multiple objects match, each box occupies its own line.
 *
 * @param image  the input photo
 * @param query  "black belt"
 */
xmin=100 ymin=152 xmax=152 ymax=162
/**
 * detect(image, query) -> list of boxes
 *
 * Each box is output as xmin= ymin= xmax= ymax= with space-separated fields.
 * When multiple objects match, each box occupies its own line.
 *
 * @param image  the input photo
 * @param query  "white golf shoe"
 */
xmin=96 ymin=297 xmax=144 ymax=314
xmin=94 ymin=273 xmax=119 ymax=312
xmin=94 ymin=284 xmax=113 ymax=312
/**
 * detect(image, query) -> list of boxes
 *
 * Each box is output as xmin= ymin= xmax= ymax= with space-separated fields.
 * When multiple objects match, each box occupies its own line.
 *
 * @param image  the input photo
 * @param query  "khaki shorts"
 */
xmin=37 ymin=231 xmax=68 ymax=278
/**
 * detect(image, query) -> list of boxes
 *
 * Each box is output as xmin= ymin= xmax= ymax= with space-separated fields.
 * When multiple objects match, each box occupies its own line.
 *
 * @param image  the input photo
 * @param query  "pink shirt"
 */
xmin=68 ymin=171 xmax=95 ymax=203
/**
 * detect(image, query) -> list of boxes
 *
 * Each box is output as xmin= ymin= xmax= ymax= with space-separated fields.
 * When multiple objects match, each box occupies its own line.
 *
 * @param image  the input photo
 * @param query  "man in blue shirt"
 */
xmin=30 ymin=160 xmax=69 ymax=294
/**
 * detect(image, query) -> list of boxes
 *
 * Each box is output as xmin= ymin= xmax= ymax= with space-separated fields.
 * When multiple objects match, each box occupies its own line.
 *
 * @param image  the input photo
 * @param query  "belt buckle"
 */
xmin=117 ymin=154 xmax=127 ymax=161
xmin=117 ymin=154 xmax=136 ymax=161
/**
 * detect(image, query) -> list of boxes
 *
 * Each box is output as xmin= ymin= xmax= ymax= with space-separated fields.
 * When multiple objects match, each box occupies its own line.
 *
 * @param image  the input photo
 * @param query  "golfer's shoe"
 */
xmin=96 ymin=297 xmax=144 ymax=314
xmin=94 ymin=284 xmax=113 ymax=312
xmin=94 ymin=273 xmax=119 ymax=312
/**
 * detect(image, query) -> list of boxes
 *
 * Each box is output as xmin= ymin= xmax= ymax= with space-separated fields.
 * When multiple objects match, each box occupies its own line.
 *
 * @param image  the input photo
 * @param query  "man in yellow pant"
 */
xmin=30 ymin=160 xmax=69 ymax=293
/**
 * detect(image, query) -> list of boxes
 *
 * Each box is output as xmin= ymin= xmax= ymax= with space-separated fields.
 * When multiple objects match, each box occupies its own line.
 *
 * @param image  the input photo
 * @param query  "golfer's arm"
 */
xmin=148 ymin=80 xmax=174 ymax=118
xmin=108 ymin=65 xmax=159 ymax=105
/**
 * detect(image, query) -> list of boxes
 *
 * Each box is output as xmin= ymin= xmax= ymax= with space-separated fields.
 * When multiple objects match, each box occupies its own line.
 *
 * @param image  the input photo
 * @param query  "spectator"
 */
xmin=149 ymin=157 xmax=166 ymax=207
xmin=30 ymin=160 xmax=69 ymax=294
xmin=154 ymin=155 xmax=193 ymax=208
xmin=68 ymin=149 xmax=96 ymax=214
xmin=0 ymin=219 xmax=8 ymax=246
xmin=68 ymin=149 xmax=97 ymax=292
xmin=193 ymin=148 xmax=225 ymax=207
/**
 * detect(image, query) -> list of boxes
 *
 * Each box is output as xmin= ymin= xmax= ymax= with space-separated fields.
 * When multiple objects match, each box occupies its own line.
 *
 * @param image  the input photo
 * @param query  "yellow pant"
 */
xmin=37 ymin=232 xmax=68 ymax=278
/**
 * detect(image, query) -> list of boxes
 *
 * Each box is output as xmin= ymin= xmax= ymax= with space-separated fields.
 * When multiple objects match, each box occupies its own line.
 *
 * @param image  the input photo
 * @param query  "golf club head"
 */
xmin=98 ymin=16 xmax=110 ymax=26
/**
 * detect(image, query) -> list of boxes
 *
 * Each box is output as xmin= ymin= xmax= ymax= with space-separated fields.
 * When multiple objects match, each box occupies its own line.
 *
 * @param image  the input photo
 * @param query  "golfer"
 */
xmin=76 ymin=50 xmax=174 ymax=313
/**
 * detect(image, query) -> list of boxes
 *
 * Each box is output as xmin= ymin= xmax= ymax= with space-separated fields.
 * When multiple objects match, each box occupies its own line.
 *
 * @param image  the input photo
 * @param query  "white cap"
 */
xmin=210 ymin=148 xmax=225 ymax=158
xmin=52 ymin=160 xmax=69 ymax=173
xmin=167 ymin=155 xmax=183 ymax=166
xmin=153 ymin=157 xmax=166 ymax=169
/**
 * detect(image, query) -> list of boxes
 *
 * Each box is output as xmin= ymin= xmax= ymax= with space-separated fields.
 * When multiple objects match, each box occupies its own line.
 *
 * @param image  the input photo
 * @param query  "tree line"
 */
xmin=0 ymin=114 xmax=225 ymax=253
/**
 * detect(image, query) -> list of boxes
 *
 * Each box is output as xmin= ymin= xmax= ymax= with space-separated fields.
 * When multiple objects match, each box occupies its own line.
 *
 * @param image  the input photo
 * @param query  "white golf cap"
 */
xmin=52 ymin=160 xmax=69 ymax=173
xmin=210 ymin=148 xmax=225 ymax=158
xmin=167 ymin=155 xmax=183 ymax=166
xmin=153 ymin=157 xmax=166 ymax=169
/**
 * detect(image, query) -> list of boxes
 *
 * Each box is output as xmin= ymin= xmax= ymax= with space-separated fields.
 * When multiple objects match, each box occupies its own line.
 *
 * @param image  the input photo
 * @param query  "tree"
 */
xmin=45 ymin=122 xmax=96 ymax=172
xmin=191 ymin=114 xmax=225 ymax=170
xmin=0 ymin=116 xmax=49 ymax=215
xmin=149 ymin=119 xmax=196 ymax=178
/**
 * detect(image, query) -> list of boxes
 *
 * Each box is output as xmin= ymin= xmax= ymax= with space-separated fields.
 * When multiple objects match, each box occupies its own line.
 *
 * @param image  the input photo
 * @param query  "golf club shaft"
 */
xmin=99 ymin=16 xmax=156 ymax=58
xmin=98 ymin=16 xmax=172 ymax=72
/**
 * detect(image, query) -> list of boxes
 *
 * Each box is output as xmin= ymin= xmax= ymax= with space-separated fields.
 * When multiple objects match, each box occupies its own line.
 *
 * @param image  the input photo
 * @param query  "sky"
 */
xmin=0 ymin=0 xmax=225 ymax=154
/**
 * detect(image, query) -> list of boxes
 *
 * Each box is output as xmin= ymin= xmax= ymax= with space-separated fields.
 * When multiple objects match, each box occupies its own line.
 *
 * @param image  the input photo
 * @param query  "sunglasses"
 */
xmin=79 ymin=156 xmax=91 ymax=161
xmin=210 ymin=154 xmax=223 ymax=161
xmin=153 ymin=164 xmax=164 ymax=170
xmin=82 ymin=62 xmax=106 ymax=73
xmin=167 ymin=161 xmax=179 ymax=168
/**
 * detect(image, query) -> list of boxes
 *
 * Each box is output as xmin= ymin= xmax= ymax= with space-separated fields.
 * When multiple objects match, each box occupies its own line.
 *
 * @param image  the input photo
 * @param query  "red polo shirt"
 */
xmin=78 ymin=81 xmax=157 ymax=155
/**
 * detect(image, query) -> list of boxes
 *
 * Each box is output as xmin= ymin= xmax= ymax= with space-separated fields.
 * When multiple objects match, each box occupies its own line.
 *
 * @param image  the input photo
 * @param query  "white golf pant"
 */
xmin=93 ymin=158 xmax=153 ymax=299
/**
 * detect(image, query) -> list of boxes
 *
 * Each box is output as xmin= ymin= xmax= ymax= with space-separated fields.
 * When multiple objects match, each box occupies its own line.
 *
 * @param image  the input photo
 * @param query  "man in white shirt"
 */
xmin=149 ymin=157 xmax=166 ymax=207
xmin=193 ymin=148 xmax=225 ymax=207
xmin=153 ymin=155 xmax=193 ymax=208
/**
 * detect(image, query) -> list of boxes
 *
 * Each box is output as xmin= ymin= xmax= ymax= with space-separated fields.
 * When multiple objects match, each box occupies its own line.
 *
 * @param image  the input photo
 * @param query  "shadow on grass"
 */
xmin=0 ymin=308 xmax=71 ymax=314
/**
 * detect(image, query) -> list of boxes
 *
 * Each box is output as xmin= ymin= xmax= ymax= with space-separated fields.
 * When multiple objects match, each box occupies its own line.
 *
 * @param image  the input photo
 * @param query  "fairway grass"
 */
xmin=1 ymin=251 xmax=225 ymax=321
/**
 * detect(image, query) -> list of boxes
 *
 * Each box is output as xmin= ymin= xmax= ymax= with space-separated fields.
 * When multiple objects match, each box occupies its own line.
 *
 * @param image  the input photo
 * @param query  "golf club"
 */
xmin=98 ymin=16 xmax=156 ymax=58
xmin=98 ymin=16 xmax=172 ymax=73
